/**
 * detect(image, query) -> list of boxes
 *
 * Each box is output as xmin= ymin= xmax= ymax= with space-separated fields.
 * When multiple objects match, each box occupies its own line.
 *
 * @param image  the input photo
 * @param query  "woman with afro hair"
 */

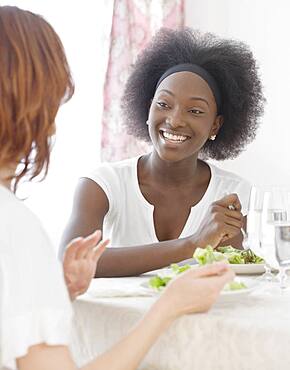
xmin=61 ymin=28 xmax=265 ymax=277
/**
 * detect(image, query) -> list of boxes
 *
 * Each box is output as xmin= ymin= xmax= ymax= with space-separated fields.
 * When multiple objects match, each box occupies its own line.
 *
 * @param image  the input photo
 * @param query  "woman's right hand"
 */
xmin=63 ymin=230 xmax=109 ymax=300
xmin=156 ymin=263 xmax=234 ymax=322
xmin=190 ymin=193 xmax=244 ymax=249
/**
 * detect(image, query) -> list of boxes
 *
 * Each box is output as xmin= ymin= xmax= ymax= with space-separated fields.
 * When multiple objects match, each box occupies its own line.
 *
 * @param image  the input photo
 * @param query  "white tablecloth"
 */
xmin=70 ymin=274 xmax=290 ymax=370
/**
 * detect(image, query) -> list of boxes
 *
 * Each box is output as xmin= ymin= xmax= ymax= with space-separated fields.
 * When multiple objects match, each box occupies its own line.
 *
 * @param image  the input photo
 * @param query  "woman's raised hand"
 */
xmin=63 ymin=230 xmax=109 ymax=300
xmin=190 ymin=193 xmax=244 ymax=249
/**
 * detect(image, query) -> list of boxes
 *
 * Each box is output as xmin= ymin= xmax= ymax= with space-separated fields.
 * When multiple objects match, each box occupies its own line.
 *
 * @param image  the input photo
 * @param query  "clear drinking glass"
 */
xmin=261 ymin=187 xmax=290 ymax=290
xmin=247 ymin=186 xmax=274 ymax=281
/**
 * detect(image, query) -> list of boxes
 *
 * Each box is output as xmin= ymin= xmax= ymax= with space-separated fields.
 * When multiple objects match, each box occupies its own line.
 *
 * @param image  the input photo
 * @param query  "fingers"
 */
xmin=220 ymin=268 xmax=235 ymax=283
xmin=186 ymin=262 xmax=230 ymax=279
xmin=63 ymin=237 xmax=83 ymax=263
xmin=211 ymin=268 xmax=235 ymax=289
xmin=91 ymin=238 xmax=110 ymax=262
xmin=214 ymin=224 xmax=240 ymax=245
xmin=210 ymin=203 xmax=243 ymax=227
xmin=75 ymin=230 xmax=102 ymax=259
xmin=212 ymin=205 xmax=244 ymax=236
xmin=224 ymin=215 xmax=243 ymax=229
xmin=194 ymin=263 xmax=235 ymax=290
xmin=215 ymin=194 xmax=242 ymax=211
xmin=224 ymin=209 xmax=243 ymax=222
xmin=64 ymin=230 xmax=103 ymax=261
xmin=211 ymin=206 xmax=243 ymax=228
xmin=84 ymin=230 xmax=102 ymax=247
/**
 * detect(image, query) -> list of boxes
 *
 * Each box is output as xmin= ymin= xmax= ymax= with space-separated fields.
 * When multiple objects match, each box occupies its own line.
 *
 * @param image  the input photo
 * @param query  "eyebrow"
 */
xmin=157 ymin=89 xmax=209 ymax=107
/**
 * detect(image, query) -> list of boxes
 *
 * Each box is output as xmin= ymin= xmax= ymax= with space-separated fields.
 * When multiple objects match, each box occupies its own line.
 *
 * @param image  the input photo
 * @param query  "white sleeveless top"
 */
xmin=84 ymin=156 xmax=252 ymax=248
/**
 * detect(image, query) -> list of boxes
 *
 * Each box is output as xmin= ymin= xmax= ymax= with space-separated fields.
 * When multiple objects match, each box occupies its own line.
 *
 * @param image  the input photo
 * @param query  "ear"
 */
xmin=210 ymin=115 xmax=223 ymax=137
xmin=146 ymin=99 xmax=154 ymax=125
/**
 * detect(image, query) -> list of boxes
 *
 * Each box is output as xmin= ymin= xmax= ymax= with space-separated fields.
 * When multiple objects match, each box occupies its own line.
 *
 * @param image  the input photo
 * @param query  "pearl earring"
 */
xmin=146 ymin=120 xmax=149 ymax=125
xmin=210 ymin=134 xmax=216 ymax=141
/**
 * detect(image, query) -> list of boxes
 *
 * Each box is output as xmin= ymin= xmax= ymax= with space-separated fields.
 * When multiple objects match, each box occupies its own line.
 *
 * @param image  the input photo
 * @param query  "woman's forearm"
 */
xmin=82 ymin=298 xmax=173 ymax=370
xmin=94 ymin=237 xmax=194 ymax=277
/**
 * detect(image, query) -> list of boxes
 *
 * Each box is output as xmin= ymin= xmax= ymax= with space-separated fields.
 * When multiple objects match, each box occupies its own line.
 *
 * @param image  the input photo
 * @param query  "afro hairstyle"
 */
xmin=121 ymin=27 xmax=265 ymax=160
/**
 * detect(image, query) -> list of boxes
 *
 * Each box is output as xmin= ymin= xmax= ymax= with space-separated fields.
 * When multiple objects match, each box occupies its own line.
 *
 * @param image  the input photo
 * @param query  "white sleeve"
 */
xmin=0 ymin=219 xmax=73 ymax=370
xmin=82 ymin=163 xmax=121 ymax=219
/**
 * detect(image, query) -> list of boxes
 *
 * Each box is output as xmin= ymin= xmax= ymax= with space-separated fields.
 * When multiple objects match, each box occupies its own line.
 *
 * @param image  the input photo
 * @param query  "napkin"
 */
xmin=86 ymin=276 xmax=155 ymax=298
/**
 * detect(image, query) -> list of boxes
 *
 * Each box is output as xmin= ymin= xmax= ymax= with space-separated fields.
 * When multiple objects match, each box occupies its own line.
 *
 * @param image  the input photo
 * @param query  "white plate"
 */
xmin=218 ymin=277 xmax=260 ymax=302
xmin=141 ymin=277 xmax=260 ymax=302
xmin=229 ymin=263 xmax=266 ymax=275
xmin=173 ymin=258 xmax=266 ymax=275
xmin=149 ymin=263 xmax=266 ymax=277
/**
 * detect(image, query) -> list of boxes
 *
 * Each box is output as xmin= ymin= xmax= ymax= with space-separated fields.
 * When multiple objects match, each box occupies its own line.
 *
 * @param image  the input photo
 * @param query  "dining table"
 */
xmin=70 ymin=269 xmax=290 ymax=370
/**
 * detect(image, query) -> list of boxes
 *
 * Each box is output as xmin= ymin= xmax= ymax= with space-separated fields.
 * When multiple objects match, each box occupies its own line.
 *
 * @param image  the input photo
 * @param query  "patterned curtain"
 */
xmin=101 ymin=0 xmax=185 ymax=161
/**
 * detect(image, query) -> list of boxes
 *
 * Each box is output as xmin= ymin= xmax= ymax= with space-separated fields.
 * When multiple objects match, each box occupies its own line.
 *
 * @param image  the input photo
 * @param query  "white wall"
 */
xmin=1 ymin=0 xmax=113 ymax=247
xmin=185 ymin=0 xmax=290 ymax=187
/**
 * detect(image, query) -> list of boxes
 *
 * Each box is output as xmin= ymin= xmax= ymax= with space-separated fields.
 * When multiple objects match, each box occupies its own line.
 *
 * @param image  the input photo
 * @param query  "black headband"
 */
xmin=155 ymin=63 xmax=222 ymax=114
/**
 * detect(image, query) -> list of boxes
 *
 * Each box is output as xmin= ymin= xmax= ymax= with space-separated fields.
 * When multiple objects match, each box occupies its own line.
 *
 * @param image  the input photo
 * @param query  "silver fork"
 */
xmin=240 ymin=227 xmax=250 ymax=250
xmin=228 ymin=204 xmax=249 ymax=250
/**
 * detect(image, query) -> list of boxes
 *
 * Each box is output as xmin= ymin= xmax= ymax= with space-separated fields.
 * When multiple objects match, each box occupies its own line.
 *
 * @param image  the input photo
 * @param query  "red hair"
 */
xmin=0 ymin=6 xmax=74 ymax=190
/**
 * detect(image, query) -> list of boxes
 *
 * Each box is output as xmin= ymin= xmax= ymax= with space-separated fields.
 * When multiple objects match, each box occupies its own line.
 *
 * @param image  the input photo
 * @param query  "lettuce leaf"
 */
xmin=224 ymin=281 xmax=247 ymax=291
xmin=148 ymin=276 xmax=172 ymax=291
xmin=240 ymin=249 xmax=264 ymax=264
xmin=148 ymin=264 xmax=248 ymax=292
xmin=193 ymin=246 xmax=226 ymax=265
xmin=170 ymin=263 xmax=191 ymax=274
xmin=193 ymin=245 xmax=265 ymax=265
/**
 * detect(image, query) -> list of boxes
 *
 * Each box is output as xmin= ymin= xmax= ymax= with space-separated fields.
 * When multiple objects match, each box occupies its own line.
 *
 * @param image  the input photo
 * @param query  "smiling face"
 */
xmin=147 ymin=71 xmax=223 ymax=162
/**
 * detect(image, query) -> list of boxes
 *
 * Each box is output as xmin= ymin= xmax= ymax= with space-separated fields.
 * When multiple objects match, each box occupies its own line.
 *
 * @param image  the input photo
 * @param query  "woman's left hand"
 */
xmin=63 ymin=230 xmax=109 ymax=300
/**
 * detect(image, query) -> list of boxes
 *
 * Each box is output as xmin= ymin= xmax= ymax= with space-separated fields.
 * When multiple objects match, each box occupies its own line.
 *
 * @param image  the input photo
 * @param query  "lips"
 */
xmin=159 ymin=129 xmax=191 ymax=144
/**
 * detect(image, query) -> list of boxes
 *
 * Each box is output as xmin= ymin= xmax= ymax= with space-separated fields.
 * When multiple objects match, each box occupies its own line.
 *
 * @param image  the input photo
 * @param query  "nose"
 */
xmin=165 ymin=109 xmax=185 ymax=128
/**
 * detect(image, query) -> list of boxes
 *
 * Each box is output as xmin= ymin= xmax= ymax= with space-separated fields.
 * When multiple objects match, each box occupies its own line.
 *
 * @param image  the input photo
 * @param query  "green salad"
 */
xmin=148 ymin=262 xmax=246 ymax=292
xmin=193 ymin=245 xmax=264 ymax=265
xmin=148 ymin=245 xmax=263 ymax=292
xmin=148 ymin=263 xmax=191 ymax=291
xmin=223 ymin=281 xmax=247 ymax=291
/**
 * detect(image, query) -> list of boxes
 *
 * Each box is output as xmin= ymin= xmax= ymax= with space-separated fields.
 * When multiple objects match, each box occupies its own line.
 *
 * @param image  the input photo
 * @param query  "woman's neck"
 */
xmin=0 ymin=166 xmax=16 ymax=190
xmin=140 ymin=151 xmax=206 ymax=188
